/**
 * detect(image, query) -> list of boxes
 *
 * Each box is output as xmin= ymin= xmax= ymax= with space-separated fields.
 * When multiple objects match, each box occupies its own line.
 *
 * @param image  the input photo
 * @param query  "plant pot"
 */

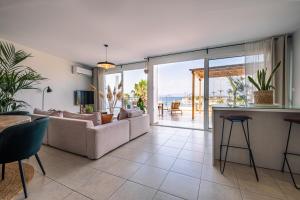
xmin=254 ymin=90 xmax=273 ymax=104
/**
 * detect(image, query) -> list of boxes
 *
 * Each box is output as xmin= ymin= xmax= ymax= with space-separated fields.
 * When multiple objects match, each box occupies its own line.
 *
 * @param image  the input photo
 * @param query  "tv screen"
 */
xmin=74 ymin=90 xmax=94 ymax=105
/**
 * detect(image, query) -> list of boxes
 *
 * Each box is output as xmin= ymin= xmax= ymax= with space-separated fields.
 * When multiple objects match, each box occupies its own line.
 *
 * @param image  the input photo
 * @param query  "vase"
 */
xmin=253 ymin=90 xmax=273 ymax=104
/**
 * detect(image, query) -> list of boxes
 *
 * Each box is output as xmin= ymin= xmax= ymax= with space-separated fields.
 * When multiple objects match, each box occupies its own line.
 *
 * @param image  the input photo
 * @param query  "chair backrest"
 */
xmin=0 ymin=117 xmax=49 ymax=163
xmin=0 ymin=111 xmax=29 ymax=116
xmin=171 ymin=102 xmax=180 ymax=109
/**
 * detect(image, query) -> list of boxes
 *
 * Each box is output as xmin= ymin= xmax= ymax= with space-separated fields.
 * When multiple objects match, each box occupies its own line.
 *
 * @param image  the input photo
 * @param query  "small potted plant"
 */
xmin=247 ymin=62 xmax=281 ymax=104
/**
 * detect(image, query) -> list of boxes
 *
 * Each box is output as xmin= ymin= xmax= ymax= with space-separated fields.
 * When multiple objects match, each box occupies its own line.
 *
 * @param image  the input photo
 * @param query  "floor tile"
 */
xmin=145 ymin=154 xmax=176 ymax=170
xmin=88 ymin=155 xmax=121 ymax=171
xmin=157 ymin=146 xmax=181 ymax=157
xmin=153 ymin=191 xmax=184 ymax=200
xmin=160 ymin=172 xmax=200 ymax=200
xmin=64 ymin=192 xmax=91 ymax=200
xmin=234 ymin=165 xmax=285 ymax=199
xmin=171 ymin=159 xmax=202 ymax=178
xmin=105 ymin=159 xmax=142 ymax=179
xmin=110 ymin=147 xmax=153 ymax=163
xmin=164 ymin=140 xmax=186 ymax=149
xmin=201 ymin=163 xmax=238 ymax=188
xmin=183 ymin=142 xmax=205 ymax=152
xmin=77 ymin=171 xmax=125 ymax=200
xmin=109 ymin=181 xmax=156 ymax=200
xmin=129 ymin=165 xmax=168 ymax=189
xmin=15 ymin=179 xmax=72 ymax=200
xmin=241 ymin=190 xmax=283 ymax=200
xmin=198 ymin=180 xmax=242 ymax=200
xmin=177 ymin=149 xmax=204 ymax=163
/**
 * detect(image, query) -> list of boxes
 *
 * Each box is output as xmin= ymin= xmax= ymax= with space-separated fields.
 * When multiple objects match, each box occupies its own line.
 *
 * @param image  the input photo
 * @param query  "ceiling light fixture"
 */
xmin=97 ymin=44 xmax=116 ymax=69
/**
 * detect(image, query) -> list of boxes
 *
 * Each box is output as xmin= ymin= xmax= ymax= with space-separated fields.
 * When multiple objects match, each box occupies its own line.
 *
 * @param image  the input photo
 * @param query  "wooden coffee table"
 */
xmin=0 ymin=115 xmax=31 ymax=132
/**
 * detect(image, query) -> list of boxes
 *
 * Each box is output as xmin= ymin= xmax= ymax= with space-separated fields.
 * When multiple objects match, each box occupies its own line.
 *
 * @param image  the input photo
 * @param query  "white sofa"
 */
xmin=31 ymin=114 xmax=130 ymax=159
xmin=126 ymin=114 xmax=150 ymax=140
xmin=31 ymin=113 xmax=150 ymax=159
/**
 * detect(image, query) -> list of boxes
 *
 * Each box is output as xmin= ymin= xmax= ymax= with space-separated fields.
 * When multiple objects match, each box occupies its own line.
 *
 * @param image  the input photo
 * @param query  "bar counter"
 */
xmin=212 ymin=104 xmax=300 ymax=173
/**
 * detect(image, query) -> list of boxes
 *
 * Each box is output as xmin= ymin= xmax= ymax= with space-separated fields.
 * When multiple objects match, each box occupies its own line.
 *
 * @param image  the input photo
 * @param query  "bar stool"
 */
xmin=281 ymin=118 xmax=300 ymax=189
xmin=219 ymin=115 xmax=259 ymax=182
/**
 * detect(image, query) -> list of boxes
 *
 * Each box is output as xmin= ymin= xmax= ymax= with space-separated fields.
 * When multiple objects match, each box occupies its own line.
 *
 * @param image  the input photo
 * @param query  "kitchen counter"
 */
xmin=212 ymin=104 xmax=300 ymax=173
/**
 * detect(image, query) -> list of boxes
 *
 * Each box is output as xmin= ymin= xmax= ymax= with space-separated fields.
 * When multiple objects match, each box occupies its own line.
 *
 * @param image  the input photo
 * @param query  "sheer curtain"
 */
xmin=244 ymin=39 xmax=272 ymax=104
xmin=244 ymin=35 xmax=292 ymax=105
xmin=92 ymin=67 xmax=105 ymax=112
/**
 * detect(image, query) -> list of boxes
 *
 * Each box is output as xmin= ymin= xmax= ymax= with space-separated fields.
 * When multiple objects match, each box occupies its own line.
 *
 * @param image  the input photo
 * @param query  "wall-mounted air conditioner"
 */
xmin=72 ymin=65 xmax=92 ymax=77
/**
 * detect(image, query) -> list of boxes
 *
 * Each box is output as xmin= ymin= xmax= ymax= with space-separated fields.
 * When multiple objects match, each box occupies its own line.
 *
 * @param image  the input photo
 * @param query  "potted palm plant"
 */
xmin=247 ymin=61 xmax=281 ymax=104
xmin=0 ymin=41 xmax=45 ymax=112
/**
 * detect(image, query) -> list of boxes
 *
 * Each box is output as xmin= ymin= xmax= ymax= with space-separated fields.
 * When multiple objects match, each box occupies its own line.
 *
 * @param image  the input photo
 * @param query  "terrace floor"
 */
xmin=157 ymin=110 xmax=212 ymax=130
xmin=13 ymin=126 xmax=300 ymax=200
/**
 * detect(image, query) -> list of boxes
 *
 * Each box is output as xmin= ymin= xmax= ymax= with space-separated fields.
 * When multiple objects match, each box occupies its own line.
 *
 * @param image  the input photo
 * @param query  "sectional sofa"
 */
xmin=31 ymin=113 xmax=150 ymax=159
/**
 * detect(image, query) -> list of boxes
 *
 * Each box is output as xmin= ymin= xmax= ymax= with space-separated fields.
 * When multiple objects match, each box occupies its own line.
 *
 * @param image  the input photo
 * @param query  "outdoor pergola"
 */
xmin=190 ymin=64 xmax=245 ymax=119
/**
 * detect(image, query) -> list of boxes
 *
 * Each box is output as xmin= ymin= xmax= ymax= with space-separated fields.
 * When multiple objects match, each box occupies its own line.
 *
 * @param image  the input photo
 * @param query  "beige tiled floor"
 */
xmin=11 ymin=126 xmax=300 ymax=200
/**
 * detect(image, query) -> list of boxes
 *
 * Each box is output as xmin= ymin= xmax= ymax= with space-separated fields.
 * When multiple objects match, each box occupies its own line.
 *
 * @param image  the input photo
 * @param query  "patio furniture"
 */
xmin=170 ymin=102 xmax=182 ymax=115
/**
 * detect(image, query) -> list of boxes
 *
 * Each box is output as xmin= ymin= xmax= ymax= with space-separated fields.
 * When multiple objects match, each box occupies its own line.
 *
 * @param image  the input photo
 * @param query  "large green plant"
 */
xmin=227 ymin=76 xmax=247 ymax=105
xmin=247 ymin=62 xmax=281 ymax=91
xmin=0 ymin=41 xmax=45 ymax=112
xmin=131 ymin=79 xmax=147 ymax=104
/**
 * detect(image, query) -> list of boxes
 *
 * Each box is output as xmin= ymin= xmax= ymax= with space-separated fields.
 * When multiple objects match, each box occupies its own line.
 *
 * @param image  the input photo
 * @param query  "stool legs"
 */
xmin=220 ymin=118 xmax=225 ymax=172
xmin=221 ymin=121 xmax=233 ymax=174
xmin=281 ymin=122 xmax=300 ymax=189
xmin=220 ymin=119 xmax=259 ymax=182
xmin=241 ymin=121 xmax=259 ymax=182
xmin=281 ymin=122 xmax=292 ymax=172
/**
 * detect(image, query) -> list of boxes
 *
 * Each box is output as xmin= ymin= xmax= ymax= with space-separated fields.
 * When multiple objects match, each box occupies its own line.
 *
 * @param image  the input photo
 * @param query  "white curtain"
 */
xmin=244 ymin=35 xmax=292 ymax=105
xmin=92 ymin=67 xmax=105 ymax=112
xmin=244 ymin=39 xmax=272 ymax=103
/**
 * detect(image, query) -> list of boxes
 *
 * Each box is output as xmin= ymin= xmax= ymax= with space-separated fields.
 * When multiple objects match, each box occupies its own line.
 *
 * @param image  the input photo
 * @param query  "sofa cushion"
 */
xmin=33 ymin=108 xmax=62 ymax=117
xmin=101 ymin=114 xmax=113 ymax=124
xmin=63 ymin=111 xmax=101 ymax=126
xmin=127 ymin=109 xmax=143 ymax=118
xmin=117 ymin=108 xmax=143 ymax=119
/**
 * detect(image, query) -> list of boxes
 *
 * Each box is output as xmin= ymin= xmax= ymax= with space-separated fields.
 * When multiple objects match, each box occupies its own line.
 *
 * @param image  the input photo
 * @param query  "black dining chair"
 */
xmin=0 ymin=117 xmax=49 ymax=198
xmin=0 ymin=111 xmax=29 ymax=115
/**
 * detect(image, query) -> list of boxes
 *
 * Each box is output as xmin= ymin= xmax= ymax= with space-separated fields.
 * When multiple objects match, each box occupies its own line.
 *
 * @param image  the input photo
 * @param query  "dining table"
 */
xmin=0 ymin=115 xmax=31 ymax=132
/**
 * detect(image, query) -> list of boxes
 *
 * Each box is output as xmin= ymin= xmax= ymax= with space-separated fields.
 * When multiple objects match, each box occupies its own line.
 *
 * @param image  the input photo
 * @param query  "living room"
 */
xmin=1 ymin=1 xmax=300 ymax=200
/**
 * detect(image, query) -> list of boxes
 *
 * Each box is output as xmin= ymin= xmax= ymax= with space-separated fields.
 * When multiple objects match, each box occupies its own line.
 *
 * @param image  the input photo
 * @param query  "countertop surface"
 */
xmin=212 ymin=104 xmax=300 ymax=113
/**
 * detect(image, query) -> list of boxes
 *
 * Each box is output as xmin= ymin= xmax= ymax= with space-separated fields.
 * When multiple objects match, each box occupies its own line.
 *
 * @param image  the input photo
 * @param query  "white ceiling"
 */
xmin=0 ymin=0 xmax=300 ymax=67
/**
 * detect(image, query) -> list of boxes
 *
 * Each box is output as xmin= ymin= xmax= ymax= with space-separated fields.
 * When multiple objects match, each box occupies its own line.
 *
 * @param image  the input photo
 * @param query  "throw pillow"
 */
xmin=118 ymin=108 xmax=128 ymax=120
xmin=101 ymin=114 xmax=113 ymax=124
xmin=63 ymin=111 xmax=101 ymax=126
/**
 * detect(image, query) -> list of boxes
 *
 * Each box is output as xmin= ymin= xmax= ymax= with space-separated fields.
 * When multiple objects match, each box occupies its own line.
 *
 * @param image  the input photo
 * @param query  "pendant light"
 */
xmin=97 ymin=44 xmax=116 ymax=69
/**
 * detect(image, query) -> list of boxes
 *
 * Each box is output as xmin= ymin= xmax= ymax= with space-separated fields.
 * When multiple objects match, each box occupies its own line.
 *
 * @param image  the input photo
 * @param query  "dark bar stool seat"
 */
xmin=219 ymin=115 xmax=259 ymax=182
xmin=281 ymin=118 xmax=300 ymax=189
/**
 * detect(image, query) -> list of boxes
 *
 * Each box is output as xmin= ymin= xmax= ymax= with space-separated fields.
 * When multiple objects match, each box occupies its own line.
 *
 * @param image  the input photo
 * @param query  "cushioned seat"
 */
xmin=220 ymin=115 xmax=252 ymax=121
xmin=284 ymin=118 xmax=300 ymax=124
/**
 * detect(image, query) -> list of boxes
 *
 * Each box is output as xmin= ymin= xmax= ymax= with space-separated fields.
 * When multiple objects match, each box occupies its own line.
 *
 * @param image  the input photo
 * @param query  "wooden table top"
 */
xmin=0 ymin=115 xmax=31 ymax=132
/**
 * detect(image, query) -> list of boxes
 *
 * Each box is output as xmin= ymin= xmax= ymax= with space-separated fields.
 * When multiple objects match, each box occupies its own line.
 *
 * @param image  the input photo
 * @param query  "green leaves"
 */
xmin=247 ymin=62 xmax=281 ymax=91
xmin=0 ymin=41 xmax=45 ymax=112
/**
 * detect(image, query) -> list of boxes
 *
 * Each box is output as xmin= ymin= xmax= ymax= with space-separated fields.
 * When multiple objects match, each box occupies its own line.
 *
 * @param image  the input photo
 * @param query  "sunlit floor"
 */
xmin=13 ymin=126 xmax=300 ymax=200
xmin=157 ymin=110 xmax=212 ymax=129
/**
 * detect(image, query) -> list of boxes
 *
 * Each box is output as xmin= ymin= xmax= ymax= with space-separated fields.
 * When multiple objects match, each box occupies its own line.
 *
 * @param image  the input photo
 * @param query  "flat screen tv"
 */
xmin=74 ymin=90 xmax=94 ymax=105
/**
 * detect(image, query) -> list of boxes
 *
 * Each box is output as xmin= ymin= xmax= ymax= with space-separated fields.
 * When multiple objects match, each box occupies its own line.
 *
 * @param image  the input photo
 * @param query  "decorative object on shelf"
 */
xmin=42 ymin=86 xmax=52 ymax=110
xmin=97 ymin=44 xmax=116 ymax=70
xmin=107 ymin=81 xmax=123 ymax=114
xmin=247 ymin=61 xmax=281 ymax=104
xmin=0 ymin=41 xmax=46 ymax=112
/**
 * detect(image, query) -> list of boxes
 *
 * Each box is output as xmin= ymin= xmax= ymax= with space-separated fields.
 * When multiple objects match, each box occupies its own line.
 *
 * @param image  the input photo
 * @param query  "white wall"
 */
xmin=0 ymin=37 xmax=91 ymax=113
xmin=293 ymin=29 xmax=300 ymax=105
